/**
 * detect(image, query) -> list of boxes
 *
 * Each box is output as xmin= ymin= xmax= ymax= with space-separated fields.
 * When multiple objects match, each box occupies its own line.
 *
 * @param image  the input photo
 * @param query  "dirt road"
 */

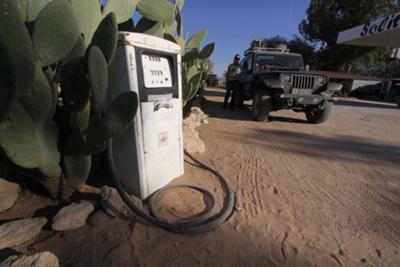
xmin=179 ymin=87 xmax=400 ymax=267
xmin=125 ymin=88 xmax=400 ymax=267
xmin=4 ymin=87 xmax=399 ymax=267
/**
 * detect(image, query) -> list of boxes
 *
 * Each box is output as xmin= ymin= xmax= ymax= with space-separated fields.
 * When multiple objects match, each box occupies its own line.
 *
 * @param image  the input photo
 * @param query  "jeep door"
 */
xmin=238 ymin=55 xmax=254 ymax=97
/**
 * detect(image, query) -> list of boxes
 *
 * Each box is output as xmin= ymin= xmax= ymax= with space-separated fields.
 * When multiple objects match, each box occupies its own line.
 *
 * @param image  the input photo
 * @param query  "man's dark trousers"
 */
xmin=223 ymin=80 xmax=237 ymax=109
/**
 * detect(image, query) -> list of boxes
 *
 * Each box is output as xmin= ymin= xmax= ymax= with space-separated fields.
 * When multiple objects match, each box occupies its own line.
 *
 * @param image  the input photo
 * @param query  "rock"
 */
xmin=101 ymin=186 xmax=142 ymax=218
xmin=51 ymin=201 xmax=95 ymax=231
xmin=0 ymin=217 xmax=47 ymax=249
xmin=0 ymin=179 xmax=21 ymax=213
xmin=183 ymin=127 xmax=206 ymax=154
xmin=87 ymin=210 xmax=113 ymax=227
xmin=183 ymin=107 xmax=208 ymax=154
xmin=1 ymin=252 xmax=59 ymax=267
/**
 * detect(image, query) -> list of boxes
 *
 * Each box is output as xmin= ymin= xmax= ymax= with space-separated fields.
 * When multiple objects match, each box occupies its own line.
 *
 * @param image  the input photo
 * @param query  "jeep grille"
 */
xmin=291 ymin=75 xmax=315 ymax=95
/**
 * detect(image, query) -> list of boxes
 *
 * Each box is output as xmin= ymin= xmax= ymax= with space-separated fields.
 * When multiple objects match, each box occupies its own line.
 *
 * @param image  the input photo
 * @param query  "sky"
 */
xmin=181 ymin=0 xmax=311 ymax=77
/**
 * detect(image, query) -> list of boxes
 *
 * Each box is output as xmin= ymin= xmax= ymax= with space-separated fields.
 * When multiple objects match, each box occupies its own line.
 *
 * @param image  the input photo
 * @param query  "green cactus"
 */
xmin=27 ymin=0 xmax=46 ymax=22
xmin=20 ymin=64 xmax=58 ymax=124
xmin=1 ymin=0 xmax=216 ymax=197
xmin=175 ymin=0 xmax=185 ymax=11
xmin=60 ymin=58 xmax=91 ymax=110
xmin=186 ymin=30 xmax=208 ymax=49
xmin=154 ymin=1 xmax=216 ymax=105
xmin=32 ymin=0 xmax=80 ymax=67
xmin=70 ymin=102 xmax=91 ymax=134
xmin=85 ymin=114 xmax=109 ymax=154
xmin=86 ymin=46 xmax=109 ymax=112
xmin=63 ymin=155 xmax=92 ymax=190
xmin=90 ymin=12 xmax=118 ymax=66
xmin=104 ymin=92 xmax=139 ymax=137
xmin=0 ymin=0 xmax=139 ymax=198
xmin=136 ymin=17 xmax=164 ymax=37
xmin=0 ymin=0 xmax=35 ymax=122
xmin=103 ymin=0 xmax=139 ymax=24
xmin=137 ymin=0 xmax=175 ymax=22
xmin=199 ymin=43 xmax=216 ymax=59
xmin=70 ymin=0 xmax=102 ymax=46
xmin=64 ymin=133 xmax=87 ymax=156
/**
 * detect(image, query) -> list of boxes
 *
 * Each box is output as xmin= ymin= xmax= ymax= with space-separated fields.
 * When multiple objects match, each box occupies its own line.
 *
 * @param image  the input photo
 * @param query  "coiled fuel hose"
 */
xmin=107 ymin=139 xmax=235 ymax=234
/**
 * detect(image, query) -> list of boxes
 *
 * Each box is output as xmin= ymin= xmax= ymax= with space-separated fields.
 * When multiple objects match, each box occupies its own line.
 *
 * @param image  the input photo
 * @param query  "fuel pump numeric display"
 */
xmin=142 ymin=54 xmax=173 ymax=88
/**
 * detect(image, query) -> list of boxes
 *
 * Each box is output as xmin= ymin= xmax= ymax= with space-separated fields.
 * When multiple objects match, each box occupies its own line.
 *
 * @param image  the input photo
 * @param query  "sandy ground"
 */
xmin=1 ymin=87 xmax=399 ymax=267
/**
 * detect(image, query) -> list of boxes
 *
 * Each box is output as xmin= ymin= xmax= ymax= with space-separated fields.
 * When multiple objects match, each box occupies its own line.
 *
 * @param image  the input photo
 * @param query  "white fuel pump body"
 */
xmin=107 ymin=32 xmax=183 ymax=199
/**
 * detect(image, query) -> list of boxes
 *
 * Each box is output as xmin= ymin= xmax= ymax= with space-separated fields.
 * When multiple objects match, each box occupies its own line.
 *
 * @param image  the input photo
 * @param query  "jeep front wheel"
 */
xmin=305 ymin=101 xmax=333 ymax=124
xmin=252 ymin=90 xmax=271 ymax=121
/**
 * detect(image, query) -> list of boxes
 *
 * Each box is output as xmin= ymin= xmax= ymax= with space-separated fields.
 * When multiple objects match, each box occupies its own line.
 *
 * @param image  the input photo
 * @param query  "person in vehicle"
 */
xmin=223 ymin=54 xmax=242 ymax=109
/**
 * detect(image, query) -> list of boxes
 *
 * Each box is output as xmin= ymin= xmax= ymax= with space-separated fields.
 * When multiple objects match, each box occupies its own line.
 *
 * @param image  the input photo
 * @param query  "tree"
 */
xmin=287 ymin=36 xmax=317 ymax=67
xmin=299 ymin=0 xmax=398 ymax=72
xmin=265 ymin=35 xmax=317 ymax=68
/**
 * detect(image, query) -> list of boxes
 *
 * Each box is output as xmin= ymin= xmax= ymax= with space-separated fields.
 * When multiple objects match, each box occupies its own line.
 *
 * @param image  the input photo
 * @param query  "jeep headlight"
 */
xmin=315 ymin=76 xmax=327 ymax=85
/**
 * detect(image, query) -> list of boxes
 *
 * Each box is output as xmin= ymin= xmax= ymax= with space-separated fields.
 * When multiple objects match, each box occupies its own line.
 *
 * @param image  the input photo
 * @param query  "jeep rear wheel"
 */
xmin=252 ymin=90 xmax=271 ymax=121
xmin=305 ymin=101 xmax=333 ymax=124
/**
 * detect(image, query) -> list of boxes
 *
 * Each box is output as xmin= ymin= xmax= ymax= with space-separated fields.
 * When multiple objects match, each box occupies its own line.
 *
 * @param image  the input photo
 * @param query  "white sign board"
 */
xmin=337 ymin=12 xmax=400 ymax=47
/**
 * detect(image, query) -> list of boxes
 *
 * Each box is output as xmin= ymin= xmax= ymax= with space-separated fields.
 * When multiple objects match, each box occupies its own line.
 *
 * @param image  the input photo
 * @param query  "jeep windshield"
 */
xmin=254 ymin=53 xmax=304 ymax=71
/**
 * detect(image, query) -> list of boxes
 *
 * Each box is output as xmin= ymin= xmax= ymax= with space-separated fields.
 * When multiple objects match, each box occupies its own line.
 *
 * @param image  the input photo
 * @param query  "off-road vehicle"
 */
xmin=236 ymin=40 xmax=342 ymax=123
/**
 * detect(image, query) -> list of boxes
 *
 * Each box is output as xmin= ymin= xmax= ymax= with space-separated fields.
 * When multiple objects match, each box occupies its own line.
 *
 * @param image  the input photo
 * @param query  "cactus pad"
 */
xmin=186 ymin=30 xmax=208 ymax=49
xmin=104 ymin=92 xmax=138 ymax=138
xmin=0 ymin=103 xmax=61 ymax=175
xmin=60 ymin=58 xmax=91 ymax=110
xmin=137 ymin=0 xmax=175 ymax=22
xmin=199 ymin=43 xmax=216 ymax=59
xmin=26 ymin=0 xmax=46 ymax=22
xmin=70 ymin=0 xmax=102 ymax=46
xmin=90 ymin=12 xmax=118 ymax=66
xmin=136 ymin=17 xmax=164 ymax=37
xmin=20 ymin=64 xmax=57 ymax=123
xmin=32 ymin=0 xmax=80 ymax=67
xmin=103 ymin=0 xmax=139 ymax=24
xmin=37 ymin=121 xmax=62 ymax=179
xmin=164 ymin=33 xmax=177 ymax=44
xmin=64 ymin=133 xmax=87 ymax=155
xmin=183 ymin=49 xmax=200 ymax=63
xmin=63 ymin=155 xmax=92 ymax=188
xmin=86 ymin=46 xmax=108 ymax=112
xmin=176 ymin=0 xmax=185 ymax=10
xmin=85 ymin=114 xmax=108 ymax=154
xmin=70 ymin=101 xmax=91 ymax=134
xmin=0 ymin=0 xmax=35 ymax=121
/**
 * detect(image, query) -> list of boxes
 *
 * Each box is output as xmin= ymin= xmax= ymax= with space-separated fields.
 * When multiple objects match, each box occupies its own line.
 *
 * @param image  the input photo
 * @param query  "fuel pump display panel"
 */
xmin=142 ymin=54 xmax=173 ymax=88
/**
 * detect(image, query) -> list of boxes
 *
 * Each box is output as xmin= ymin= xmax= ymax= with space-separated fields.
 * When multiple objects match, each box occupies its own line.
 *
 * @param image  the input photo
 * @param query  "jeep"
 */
xmin=236 ymin=40 xmax=341 ymax=123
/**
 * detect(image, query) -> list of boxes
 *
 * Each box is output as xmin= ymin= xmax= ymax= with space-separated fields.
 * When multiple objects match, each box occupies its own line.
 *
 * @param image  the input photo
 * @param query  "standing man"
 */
xmin=223 ymin=54 xmax=241 ymax=109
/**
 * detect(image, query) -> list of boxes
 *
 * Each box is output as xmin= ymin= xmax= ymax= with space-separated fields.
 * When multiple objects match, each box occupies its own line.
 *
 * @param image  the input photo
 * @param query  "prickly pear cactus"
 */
xmin=139 ymin=0 xmax=216 ymax=106
xmin=0 ymin=0 xmax=215 ymax=197
xmin=0 ymin=0 xmax=35 ymax=122
xmin=0 ymin=0 xmax=139 ymax=198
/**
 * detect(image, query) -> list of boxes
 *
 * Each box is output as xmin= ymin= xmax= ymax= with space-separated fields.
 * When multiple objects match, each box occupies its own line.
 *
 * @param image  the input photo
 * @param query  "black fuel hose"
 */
xmin=107 ymin=139 xmax=235 ymax=234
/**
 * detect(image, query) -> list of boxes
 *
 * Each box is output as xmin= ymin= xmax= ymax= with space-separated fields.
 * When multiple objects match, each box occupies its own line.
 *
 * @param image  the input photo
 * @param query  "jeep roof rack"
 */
xmin=245 ymin=39 xmax=290 ymax=55
xmin=244 ymin=46 xmax=290 ymax=55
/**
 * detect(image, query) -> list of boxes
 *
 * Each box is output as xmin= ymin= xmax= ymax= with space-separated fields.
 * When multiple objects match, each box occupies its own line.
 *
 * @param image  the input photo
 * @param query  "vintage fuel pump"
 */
xmin=106 ymin=32 xmax=234 ymax=234
xmin=107 ymin=32 xmax=184 ymax=199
